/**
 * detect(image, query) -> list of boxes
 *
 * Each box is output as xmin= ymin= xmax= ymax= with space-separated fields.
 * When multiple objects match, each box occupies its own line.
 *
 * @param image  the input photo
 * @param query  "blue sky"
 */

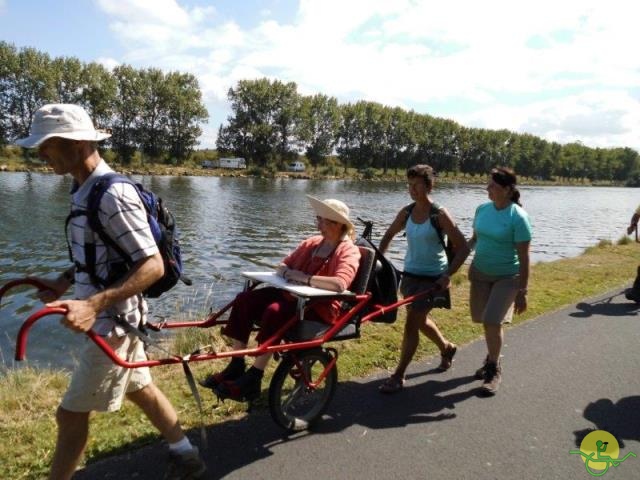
xmin=1 ymin=0 xmax=639 ymax=151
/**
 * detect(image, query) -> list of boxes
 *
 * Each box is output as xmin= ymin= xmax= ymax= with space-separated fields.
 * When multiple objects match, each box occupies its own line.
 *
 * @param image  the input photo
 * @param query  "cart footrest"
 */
xmin=287 ymin=320 xmax=360 ymax=342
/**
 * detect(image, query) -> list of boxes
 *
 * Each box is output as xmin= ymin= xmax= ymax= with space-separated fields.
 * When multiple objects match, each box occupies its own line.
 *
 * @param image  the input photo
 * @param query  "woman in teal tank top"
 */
xmin=377 ymin=165 xmax=470 ymax=393
xmin=469 ymin=167 xmax=532 ymax=396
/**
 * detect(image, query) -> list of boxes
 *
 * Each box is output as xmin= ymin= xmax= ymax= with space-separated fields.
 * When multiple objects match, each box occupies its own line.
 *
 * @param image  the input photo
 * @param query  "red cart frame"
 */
xmin=0 ymin=223 xmax=439 ymax=431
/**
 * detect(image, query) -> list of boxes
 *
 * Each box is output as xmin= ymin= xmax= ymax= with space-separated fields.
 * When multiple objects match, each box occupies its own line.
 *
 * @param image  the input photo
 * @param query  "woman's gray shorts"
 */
xmin=469 ymin=264 xmax=519 ymax=325
xmin=400 ymin=272 xmax=451 ymax=312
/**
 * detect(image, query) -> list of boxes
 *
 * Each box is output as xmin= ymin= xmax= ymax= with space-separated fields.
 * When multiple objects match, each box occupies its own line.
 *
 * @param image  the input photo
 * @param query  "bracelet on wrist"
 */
xmin=307 ymin=276 xmax=312 ymax=286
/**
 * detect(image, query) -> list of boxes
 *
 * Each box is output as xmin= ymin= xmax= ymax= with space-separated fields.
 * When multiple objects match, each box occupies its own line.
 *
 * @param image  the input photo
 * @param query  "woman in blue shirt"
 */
xmin=378 ymin=165 xmax=470 ymax=393
xmin=469 ymin=167 xmax=532 ymax=395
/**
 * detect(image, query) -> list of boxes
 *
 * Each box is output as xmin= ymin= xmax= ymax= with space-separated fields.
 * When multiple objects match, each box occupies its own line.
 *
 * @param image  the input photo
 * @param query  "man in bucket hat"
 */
xmin=16 ymin=104 xmax=206 ymax=480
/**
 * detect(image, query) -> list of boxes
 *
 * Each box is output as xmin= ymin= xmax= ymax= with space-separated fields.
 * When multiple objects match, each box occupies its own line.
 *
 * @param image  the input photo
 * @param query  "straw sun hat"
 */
xmin=15 ymin=103 xmax=111 ymax=148
xmin=307 ymin=195 xmax=354 ymax=236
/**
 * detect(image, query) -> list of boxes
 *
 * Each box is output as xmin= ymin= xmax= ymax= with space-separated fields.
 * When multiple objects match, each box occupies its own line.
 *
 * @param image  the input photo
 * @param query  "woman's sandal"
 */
xmin=378 ymin=374 xmax=405 ymax=394
xmin=437 ymin=343 xmax=457 ymax=371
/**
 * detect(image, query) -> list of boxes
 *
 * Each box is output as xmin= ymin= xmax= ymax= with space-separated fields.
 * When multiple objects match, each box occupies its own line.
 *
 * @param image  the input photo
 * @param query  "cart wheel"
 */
xmin=268 ymin=348 xmax=337 ymax=432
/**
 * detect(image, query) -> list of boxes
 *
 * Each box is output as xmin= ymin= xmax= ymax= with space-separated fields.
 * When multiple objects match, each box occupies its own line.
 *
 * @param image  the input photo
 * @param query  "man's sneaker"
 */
xmin=474 ymin=356 xmax=489 ymax=380
xmin=480 ymin=361 xmax=501 ymax=396
xmin=165 ymin=447 xmax=206 ymax=480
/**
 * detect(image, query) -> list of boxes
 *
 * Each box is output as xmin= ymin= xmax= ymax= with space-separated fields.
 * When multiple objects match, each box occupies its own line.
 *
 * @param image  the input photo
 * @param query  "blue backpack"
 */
xmin=66 ymin=173 xmax=191 ymax=297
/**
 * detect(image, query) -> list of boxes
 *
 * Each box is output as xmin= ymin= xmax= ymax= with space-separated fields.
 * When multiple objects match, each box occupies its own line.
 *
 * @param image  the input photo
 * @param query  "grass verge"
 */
xmin=1 ymin=240 xmax=638 ymax=478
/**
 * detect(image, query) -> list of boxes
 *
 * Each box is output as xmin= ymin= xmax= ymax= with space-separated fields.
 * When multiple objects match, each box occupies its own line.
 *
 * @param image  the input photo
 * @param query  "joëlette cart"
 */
xmin=0 ymin=219 xmax=438 ymax=432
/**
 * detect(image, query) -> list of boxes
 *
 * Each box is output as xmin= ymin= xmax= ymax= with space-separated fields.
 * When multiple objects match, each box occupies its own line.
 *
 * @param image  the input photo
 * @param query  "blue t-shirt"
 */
xmin=404 ymin=216 xmax=448 ymax=276
xmin=472 ymin=202 xmax=532 ymax=276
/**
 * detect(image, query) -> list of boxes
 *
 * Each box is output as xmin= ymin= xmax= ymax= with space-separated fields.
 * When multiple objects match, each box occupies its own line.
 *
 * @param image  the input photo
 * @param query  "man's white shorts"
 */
xmin=61 ymin=334 xmax=152 ymax=412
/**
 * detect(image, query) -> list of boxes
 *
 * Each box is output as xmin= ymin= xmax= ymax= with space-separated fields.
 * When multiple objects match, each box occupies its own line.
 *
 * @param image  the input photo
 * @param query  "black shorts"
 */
xmin=400 ymin=271 xmax=451 ymax=311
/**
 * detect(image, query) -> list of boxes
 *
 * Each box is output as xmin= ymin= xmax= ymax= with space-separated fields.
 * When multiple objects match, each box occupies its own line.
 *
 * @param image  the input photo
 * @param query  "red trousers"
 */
xmin=221 ymin=287 xmax=299 ymax=344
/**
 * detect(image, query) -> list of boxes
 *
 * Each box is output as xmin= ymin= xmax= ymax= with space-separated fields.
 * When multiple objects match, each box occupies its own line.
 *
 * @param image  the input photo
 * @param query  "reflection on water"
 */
xmin=0 ymin=172 xmax=637 ymax=369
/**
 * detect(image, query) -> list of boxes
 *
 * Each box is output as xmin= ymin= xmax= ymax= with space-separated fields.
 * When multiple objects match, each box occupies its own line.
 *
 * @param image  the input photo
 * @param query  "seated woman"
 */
xmin=201 ymin=196 xmax=361 ymax=401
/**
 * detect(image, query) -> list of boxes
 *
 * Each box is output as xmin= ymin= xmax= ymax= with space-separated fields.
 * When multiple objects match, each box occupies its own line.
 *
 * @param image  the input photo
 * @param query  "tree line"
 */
xmin=217 ymin=78 xmax=640 ymax=182
xmin=3 ymin=41 xmax=637 ymax=181
xmin=0 ymin=42 xmax=208 ymax=163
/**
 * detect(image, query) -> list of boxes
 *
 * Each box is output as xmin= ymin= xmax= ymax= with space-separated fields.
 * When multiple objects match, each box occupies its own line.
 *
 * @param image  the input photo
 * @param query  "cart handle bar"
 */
xmin=0 ymin=278 xmax=49 ymax=308
xmin=15 ymin=306 xmax=190 ymax=366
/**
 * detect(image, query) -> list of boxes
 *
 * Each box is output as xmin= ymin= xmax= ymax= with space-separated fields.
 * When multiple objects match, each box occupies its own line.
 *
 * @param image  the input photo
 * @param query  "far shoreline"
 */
xmin=0 ymin=157 xmax=628 ymax=187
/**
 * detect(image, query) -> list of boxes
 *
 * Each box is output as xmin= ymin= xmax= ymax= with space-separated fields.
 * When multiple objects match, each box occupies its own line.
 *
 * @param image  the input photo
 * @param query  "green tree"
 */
xmin=217 ymin=78 xmax=299 ymax=165
xmin=138 ymin=68 xmax=169 ymax=160
xmin=164 ymin=72 xmax=208 ymax=162
xmin=111 ymin=65 xmax=143 ymax=163
xmin=7 ymin=47 xmax=54 ymax=141
xmin=386 ymin=107 xmax=413 ymax=173
xmin=80 ymin=62 xmax=117 ymax=131
xmin=272 ymin=81 xmax=300 ymax=162
xmin=365 ymin=102 xmax=390 ymax=171
xmin=297 ymin=94 xmax=340 ymax=169
xmin=437 ymin=118 xmax=461 ymax=172
xmin=337 ymin=102 xmax=371 ymax=171
xmin=612 ymin=147 xmax=640 ymax=181
xmin=0 ymin=42 xmax=18 ymax=145
xmin=51 ymin=57 xmax=83 ymax=104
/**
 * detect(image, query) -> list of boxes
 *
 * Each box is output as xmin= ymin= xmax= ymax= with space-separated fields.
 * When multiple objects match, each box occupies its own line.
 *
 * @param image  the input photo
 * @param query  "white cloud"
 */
xmin=95 ymin=57 xmax=120 ymax=71
xmin=459 ymin=90 xmax=640 ymax=149
xmin=97 ymin=0 xmax=640 ymax=150
xmin=96 ymin=0 xmax=216 ymax=57
xmin=96 ymin=0 xmax=191 ymax=27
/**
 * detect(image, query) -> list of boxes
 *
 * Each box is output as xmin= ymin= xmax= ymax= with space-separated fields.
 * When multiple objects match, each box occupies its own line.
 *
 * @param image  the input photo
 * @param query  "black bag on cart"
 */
xmin=356 ymin=237 xmax=400 ymax=324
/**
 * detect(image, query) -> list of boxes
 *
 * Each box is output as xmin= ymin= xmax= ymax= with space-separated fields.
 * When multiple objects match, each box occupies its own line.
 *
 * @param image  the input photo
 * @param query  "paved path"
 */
xmin=75 ymin=288 xmax=640 ymax=480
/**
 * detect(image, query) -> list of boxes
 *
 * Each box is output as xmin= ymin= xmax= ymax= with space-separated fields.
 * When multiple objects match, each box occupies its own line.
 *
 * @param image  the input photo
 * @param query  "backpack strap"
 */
xmin=65 ymin=210 xmax=87 ymax=270
xmin=68 ymin=173 xmax=139 ymax=289
xmin=401 ymin=202 xmax=416 ymax=237
xmin=403 ymin=202 xmax=416 ymax=226
xmin=429 ymin=202 xmax=448 ymax=255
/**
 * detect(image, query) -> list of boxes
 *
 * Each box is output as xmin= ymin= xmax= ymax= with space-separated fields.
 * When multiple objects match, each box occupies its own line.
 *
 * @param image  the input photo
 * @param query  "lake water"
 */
xmin=0 ymin=172 xmax=637 ymax=369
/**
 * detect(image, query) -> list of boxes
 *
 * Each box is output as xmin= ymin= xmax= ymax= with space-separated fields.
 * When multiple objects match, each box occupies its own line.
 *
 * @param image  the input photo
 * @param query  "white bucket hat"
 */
xmin=15 ymin=103 xmax=111 ymax=148
xmin=307 ymin=195 xmax=354 ymax=237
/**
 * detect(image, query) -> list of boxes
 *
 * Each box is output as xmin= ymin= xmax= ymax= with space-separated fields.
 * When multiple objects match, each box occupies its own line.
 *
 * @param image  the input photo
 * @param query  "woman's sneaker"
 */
xmin=214 ymin=366 xmax=263 ymax=402
xmin=437 ymin=343 xmax=457 ymax=371
xmin=165 ymin=447 xmax=206 ymax=480
xmin=199 ymin=357 xmax=245 ymax=389
xmin=480 ymin=361 xmax=502 ymax=395
xmin=625 ymin=287 xmax=640 ymax=303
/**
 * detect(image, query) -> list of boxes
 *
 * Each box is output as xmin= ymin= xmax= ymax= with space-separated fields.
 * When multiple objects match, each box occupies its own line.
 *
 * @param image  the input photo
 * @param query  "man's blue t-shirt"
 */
xmin=472 ymin=202 xmax=532 ymax=276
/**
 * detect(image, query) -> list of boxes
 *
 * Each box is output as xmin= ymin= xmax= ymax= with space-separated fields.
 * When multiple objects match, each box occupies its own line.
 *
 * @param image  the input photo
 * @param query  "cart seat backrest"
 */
xmin=349 ymin=246 xmax=375 ymax=294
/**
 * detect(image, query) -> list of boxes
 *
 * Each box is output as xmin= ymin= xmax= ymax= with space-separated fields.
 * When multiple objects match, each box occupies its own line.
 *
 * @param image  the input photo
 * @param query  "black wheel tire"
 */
xmin=268 ymin=349 xmax=337 ymax=432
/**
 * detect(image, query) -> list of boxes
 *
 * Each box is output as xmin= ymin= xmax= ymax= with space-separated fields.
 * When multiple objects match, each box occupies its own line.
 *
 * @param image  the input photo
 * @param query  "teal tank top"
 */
xmin=403 ymin=216 xmax=448 ymax=276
